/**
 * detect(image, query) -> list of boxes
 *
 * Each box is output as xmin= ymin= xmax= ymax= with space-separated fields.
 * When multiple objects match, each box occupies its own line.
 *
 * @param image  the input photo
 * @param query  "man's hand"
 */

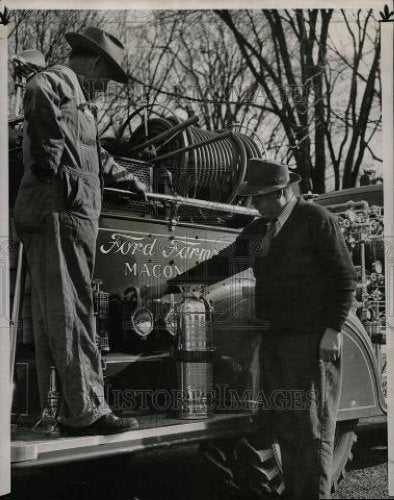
xmin=319 ymin=327 xmax=342 ymax=362
xmin=128 ymin=176 xmax=148 ymax=201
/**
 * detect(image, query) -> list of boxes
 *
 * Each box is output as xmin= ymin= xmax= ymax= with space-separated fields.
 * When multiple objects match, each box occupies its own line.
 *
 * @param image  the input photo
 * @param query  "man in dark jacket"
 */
xmin=14 ymin=27 xmax=147 ymax=435
xmin=147 ymin=159 xmax=357 ymax=499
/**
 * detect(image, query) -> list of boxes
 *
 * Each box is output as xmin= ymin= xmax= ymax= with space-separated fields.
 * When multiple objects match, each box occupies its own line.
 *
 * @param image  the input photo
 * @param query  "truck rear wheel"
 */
xmin=331 ymin=419 xmax=358 ymax=493
xmin=270 ymin=419 xmax=359 ymax=494
xmin=200 ymin=419 xmax=358 ymax=496
xmin=258 ymin=419 xmax=359 ymax=495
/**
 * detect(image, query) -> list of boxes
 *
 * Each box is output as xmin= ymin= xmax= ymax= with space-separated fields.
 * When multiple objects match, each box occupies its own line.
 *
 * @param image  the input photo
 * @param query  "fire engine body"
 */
xmin=8 ymin=111 xmax=386 ymax=492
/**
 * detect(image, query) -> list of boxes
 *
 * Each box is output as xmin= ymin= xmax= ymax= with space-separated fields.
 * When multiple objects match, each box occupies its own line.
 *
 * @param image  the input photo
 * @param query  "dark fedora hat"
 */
xmin=65 ymin=27 xmax=128 ymax=83
xmin=238 ymin=158 xmax=301 ymax=196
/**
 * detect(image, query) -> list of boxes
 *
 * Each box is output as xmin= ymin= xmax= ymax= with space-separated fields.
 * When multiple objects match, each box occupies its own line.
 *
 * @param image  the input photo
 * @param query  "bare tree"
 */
xmin=96 ymin=11 xmax=184 ymax=139
xmin=161 ymin=11 xmax=270 ymax=133
xmin=8 ymin=10 xmax=107 ymax=64
xmin=8 ymin=9 xmax=107 ymax=115
xmin=215 ymin=9 xmax=381 ymax=192
xmin=8 ymin=9 xmax=381 ymax=192
xmin=106 ymin=10 xmax=273 ymax=139
xmin=324 ymin=10 xmax=381 ymax=189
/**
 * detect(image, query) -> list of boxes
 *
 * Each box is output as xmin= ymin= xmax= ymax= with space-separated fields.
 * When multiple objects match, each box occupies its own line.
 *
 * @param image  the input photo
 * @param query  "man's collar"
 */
xmin=63 ymin=65 xmax=99 ymax=119
xmin=277 ymin=196 xmax=297 ymax=227
xmin=63 ymin=64 xmax=93 ymax=102
xmin=76 ymin=74 xmax=92 ymax=102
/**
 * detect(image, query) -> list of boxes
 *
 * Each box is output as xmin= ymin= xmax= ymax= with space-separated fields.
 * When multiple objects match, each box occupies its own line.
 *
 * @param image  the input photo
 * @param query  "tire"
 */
xmin=200 ymin=419 xmax=358 ymax=497
xmin=268 ymin=420 xmax=358 ymax=495
xmin=331 ymin=419 xmax=358 ymax=493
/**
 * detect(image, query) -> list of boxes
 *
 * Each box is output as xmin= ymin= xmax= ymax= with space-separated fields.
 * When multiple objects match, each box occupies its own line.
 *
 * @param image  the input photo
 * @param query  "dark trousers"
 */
xmin=18 ymin=212 xmax=111 ymax=427
xmin=259 ymin=329 xmax=342 ymax=499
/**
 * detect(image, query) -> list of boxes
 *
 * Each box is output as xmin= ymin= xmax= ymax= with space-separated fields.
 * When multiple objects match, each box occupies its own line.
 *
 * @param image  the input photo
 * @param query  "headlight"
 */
xmin=124 ymin=307 xmax=154 ymax=339
xmin=132 ymin=307 xmax=154 ymax=338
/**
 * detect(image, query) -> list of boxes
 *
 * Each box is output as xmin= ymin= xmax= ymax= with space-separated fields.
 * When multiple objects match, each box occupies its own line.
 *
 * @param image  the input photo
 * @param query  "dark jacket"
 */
xmin=168 ymin=197 xmax=357 ymax=332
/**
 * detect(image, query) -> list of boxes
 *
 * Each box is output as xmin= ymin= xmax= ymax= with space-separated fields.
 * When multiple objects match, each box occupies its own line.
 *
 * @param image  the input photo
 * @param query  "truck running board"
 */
xmin=12 ymin=412 xmax=258 ymax=468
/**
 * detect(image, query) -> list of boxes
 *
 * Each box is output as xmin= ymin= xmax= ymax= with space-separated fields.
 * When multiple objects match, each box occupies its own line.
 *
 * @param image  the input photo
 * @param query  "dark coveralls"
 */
xmin=167 ymin=198 xmax=357 ymax=499
xmin=14 ymin=65 xmax=133 ymax=427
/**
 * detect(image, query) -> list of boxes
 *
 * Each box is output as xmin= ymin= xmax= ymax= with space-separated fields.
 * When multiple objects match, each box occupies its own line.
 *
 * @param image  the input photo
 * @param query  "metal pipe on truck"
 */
xmin=104 ymin=188 xmax=260 ymax=217
xmin=128 ymin=115 xmax=199 ymax=154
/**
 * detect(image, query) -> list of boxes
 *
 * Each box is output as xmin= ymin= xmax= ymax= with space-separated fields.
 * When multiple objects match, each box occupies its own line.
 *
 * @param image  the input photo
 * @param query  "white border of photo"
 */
xmin=382 ymin=19 xmax=394 ymax=498
xmin=0 ymin=1 xmax=392 ymax=498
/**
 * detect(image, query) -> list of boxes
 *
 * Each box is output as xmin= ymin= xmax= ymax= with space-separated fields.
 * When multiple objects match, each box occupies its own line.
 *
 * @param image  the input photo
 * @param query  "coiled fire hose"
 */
xmin=127 ymin=117 xmax=264 ymax=204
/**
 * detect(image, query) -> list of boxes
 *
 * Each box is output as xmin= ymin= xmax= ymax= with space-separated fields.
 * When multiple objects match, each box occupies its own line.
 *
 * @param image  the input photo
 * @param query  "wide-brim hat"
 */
xmin=14 ymin=49 xmax=46 ymax=69
xmin=238 ymin=158 xmax=301 ymax=196
xmin=65 ymin=27 xmax=128 ymax=83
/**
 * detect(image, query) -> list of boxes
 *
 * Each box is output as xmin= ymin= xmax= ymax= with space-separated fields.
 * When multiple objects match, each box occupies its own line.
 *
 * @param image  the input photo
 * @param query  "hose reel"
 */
xmin=109 ymin=109 xmax=264 ymax=205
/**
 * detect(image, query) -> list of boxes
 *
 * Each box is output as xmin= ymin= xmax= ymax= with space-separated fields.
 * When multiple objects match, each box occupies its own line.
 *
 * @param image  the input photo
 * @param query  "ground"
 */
xmin=9 ymin=422 xmax=389 ymax=500
xmin=332 ymin=423 xmax=389 ymax=499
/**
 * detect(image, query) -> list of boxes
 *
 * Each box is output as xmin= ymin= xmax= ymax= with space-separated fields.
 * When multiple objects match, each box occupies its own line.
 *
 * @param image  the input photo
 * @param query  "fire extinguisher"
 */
xmin=92 ymin=279 xmax=110 ymax=354
xmin=175 ymin=286 xmax=214 ymax=420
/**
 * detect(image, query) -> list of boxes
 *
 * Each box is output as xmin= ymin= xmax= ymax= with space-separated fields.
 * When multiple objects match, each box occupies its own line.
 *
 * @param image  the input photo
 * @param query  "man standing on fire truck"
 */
xmin=13 ymin=27 xmax=147 ymax=435
xmin=147 ymin=159 xmax=357 ymax=499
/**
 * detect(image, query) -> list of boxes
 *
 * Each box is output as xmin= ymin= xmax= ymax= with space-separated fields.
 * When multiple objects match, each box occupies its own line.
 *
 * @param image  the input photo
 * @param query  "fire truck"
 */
xmin=7 ymin=54 xmax=386 ymax=496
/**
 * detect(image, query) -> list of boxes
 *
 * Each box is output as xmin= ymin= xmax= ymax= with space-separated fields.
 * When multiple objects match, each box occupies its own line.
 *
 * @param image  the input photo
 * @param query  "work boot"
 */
xmin=59 ymin=412 xmax=139 ymax=436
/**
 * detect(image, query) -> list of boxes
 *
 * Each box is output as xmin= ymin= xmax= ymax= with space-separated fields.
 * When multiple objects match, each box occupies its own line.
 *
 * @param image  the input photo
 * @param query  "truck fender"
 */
xmin=208 ymin=282 xmax=386 ymax=420
xmin=338 ymin=311 xmax=386 ymax=420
